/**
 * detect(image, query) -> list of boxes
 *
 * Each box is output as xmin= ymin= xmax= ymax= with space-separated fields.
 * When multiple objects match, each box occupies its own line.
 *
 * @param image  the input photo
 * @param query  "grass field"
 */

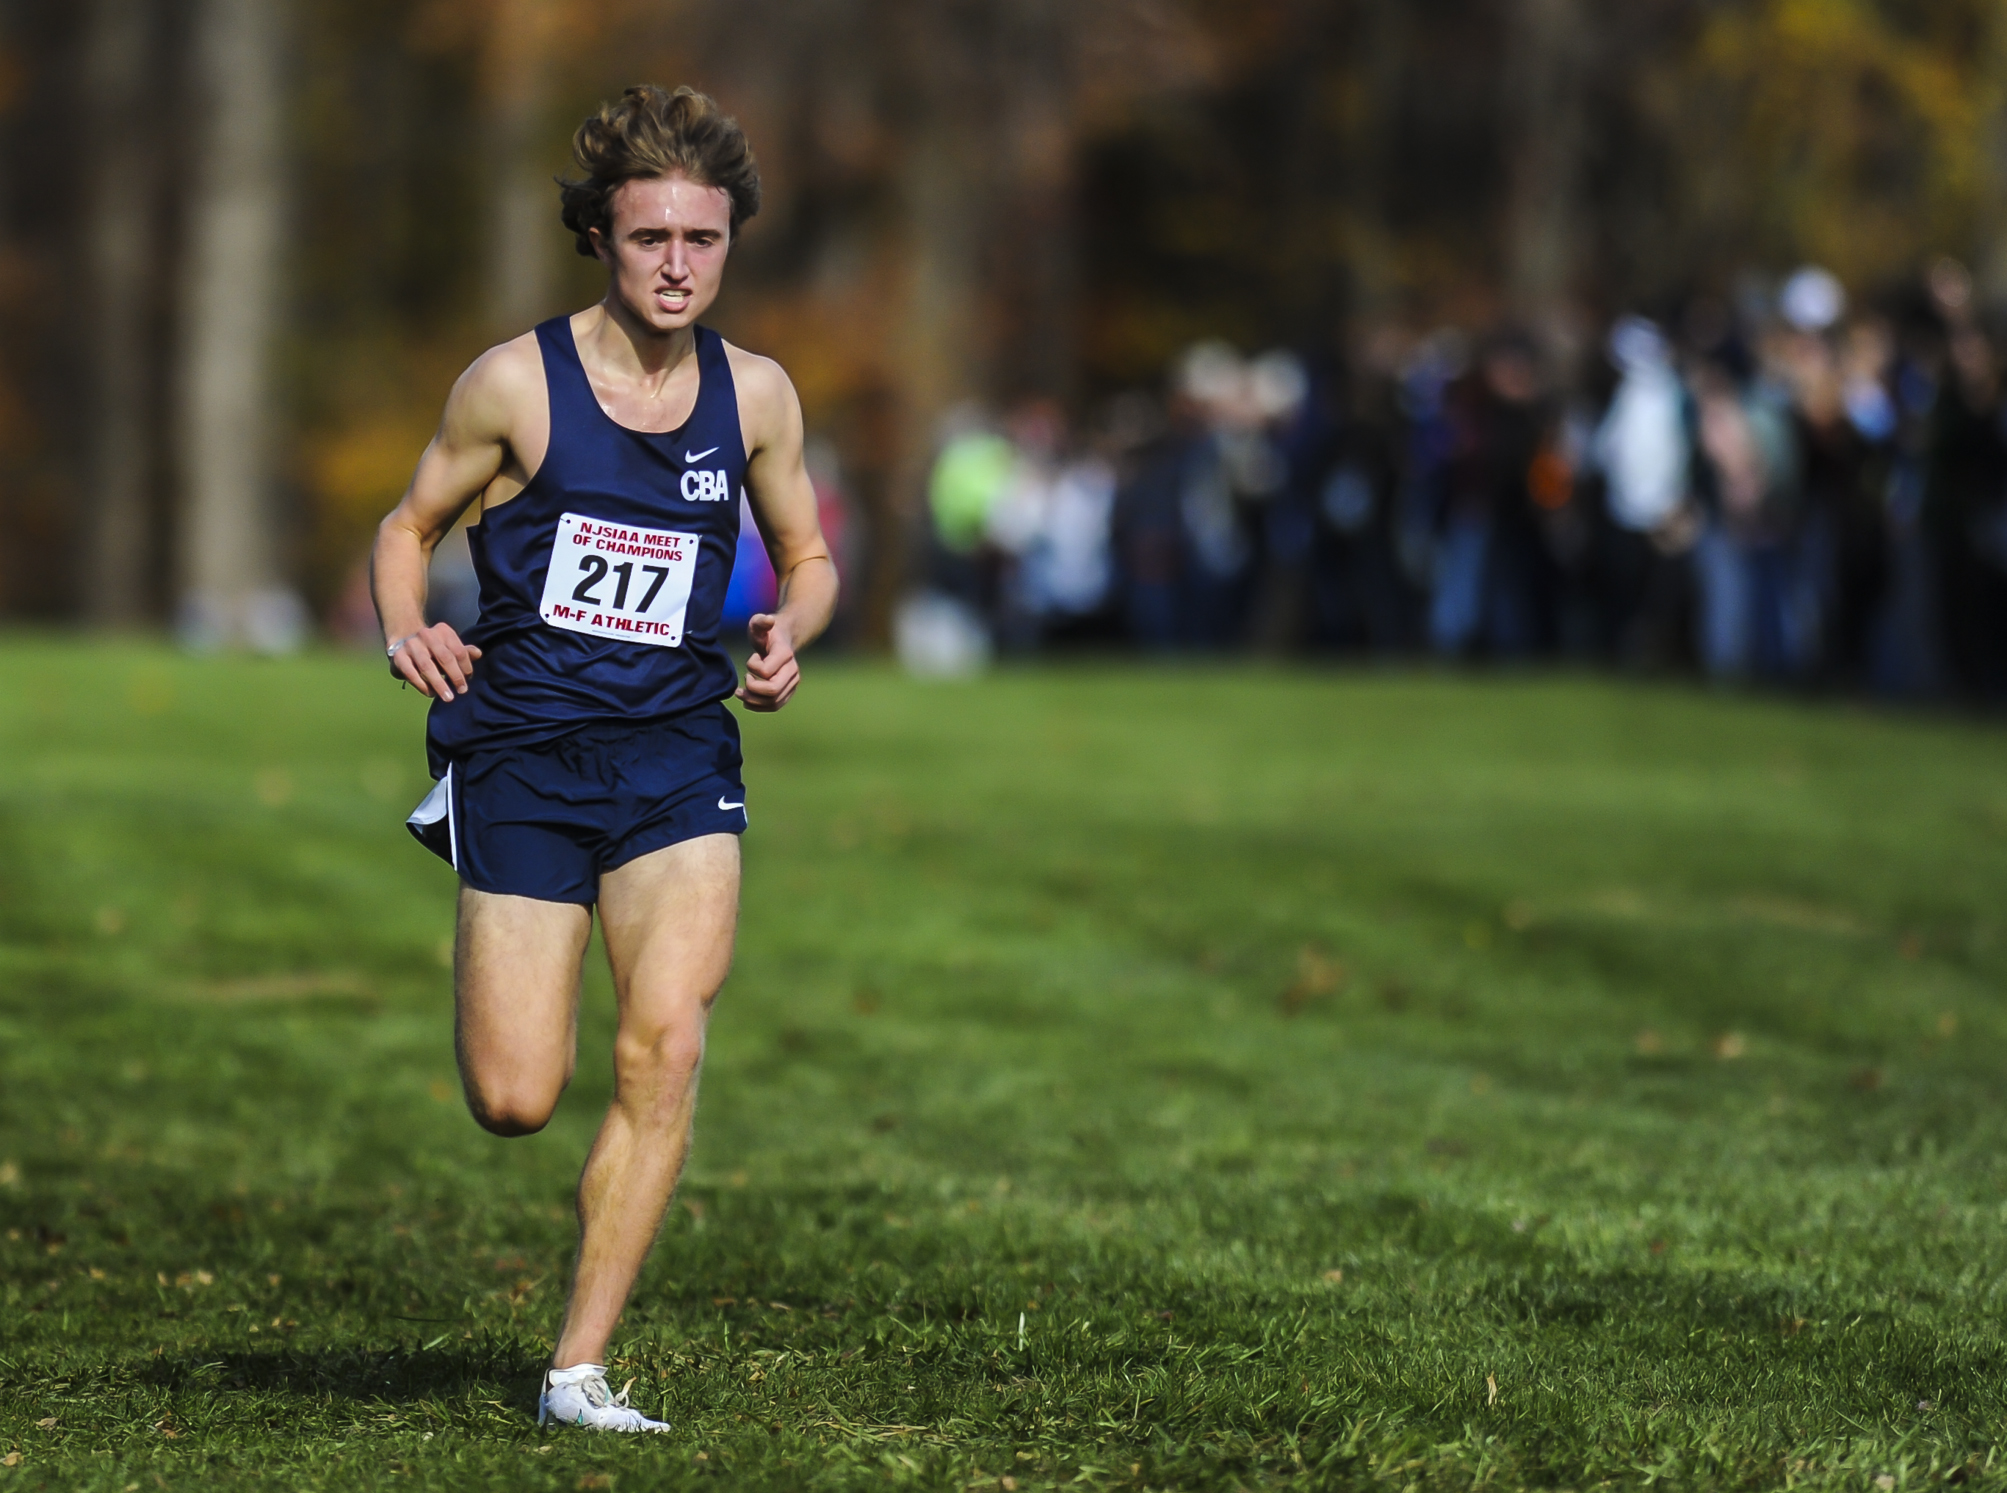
xmin=3 ymin=641 xmax=2007 ymax=1491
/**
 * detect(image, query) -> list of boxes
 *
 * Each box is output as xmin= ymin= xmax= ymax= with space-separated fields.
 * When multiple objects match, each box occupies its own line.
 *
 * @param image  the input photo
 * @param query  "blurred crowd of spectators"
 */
xmin=916 ymin=259 xmax=2007 ymax=703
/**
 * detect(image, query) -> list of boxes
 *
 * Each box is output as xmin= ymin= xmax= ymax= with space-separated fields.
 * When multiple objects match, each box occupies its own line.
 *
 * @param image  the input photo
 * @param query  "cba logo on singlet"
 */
xmin=680 ymin=470 xmax=732 ymax=502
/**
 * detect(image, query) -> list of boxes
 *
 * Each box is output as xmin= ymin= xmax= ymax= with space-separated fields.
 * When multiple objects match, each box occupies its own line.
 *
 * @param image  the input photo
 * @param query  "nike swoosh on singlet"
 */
xmin=719 ymin=797 xmax=744 ymax=811
xmin=684 ymin=446 xmax=719 ymax=463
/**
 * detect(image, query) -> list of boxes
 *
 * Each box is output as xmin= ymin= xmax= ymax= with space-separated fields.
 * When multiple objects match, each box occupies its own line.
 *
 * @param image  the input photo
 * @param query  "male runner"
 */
xmin=370 ymin=85 xmax=836 ymax=1432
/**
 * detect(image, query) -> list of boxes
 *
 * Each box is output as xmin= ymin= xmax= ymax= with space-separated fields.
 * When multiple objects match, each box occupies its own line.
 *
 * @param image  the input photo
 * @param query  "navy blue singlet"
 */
xmin=425 ymin=318 xmax=746 ymax=775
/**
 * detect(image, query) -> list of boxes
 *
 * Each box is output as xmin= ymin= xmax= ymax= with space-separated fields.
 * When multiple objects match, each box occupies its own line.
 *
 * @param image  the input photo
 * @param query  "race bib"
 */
xmin=538 ymin=513 xmax=699 ymax=647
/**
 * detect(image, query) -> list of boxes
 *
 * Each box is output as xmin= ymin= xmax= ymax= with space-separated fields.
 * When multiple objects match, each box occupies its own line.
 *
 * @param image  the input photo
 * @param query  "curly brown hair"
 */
xmin=558 ymin=85 xmax=762 ymax=256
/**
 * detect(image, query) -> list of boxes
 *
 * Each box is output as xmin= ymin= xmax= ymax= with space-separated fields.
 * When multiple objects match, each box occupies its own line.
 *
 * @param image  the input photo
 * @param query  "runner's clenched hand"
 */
xmin=736 ymin=614 xmax=799 ymax=712
xmin=389 ymin=622 xmax=483 ymax=700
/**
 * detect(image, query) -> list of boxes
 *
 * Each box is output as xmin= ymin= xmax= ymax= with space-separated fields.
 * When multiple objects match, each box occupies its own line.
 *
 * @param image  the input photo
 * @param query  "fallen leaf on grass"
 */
xmin=34 ymin=1418 xmax=55 ymax=1430
xmin=1875 ymin=1477 xmax=1895 ymax=1491
xmin=1280 ymin=945 xmax=1345 ymax=1015
xmin=0 ymin=1160 xmax=19 ymax=1187
xmin=576 ymin=1471 xmax=612 ymax=1489
xmin=1322 ymin=1269 xmax=1344 ymax=1283
xmin=1 ymin=1452 xmax=20 ymax=1467
xmin=1486 ymin=1374 xmax=1497 ymax=1406
xmin=1712 ymin=1032 xmax=1746 ymax=1060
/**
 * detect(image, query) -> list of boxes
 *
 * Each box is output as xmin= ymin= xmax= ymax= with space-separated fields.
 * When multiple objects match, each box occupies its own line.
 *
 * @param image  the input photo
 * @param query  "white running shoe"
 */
xmin=537 ymin=1364 xmax=670 ymax=1432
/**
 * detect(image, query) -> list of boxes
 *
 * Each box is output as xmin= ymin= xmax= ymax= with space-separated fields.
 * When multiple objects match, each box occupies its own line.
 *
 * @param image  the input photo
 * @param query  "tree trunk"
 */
xmin=998 ymin=0 xmax=1075 ymax=402
xmin=1340 ymin=0 xmax=1405 ymax=320
xmin=484 ymin=0 xmax=559 ymax=337
xmin=82 ymin=0 xmax=155 ymax=626
xmin=881 ymin=122 xmax=984 ymax=639
xmin=1978 ymin=7 xmax=2007 ymax=304
xmin=176 ymin=0 xmax=300 ymax=651
xmin=1504 ymin=0 xmax=1589 ymax=353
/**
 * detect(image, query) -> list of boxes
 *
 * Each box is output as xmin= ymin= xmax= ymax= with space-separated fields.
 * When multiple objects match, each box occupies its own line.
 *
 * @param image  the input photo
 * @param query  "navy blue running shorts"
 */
xmin=406 ymin=704 xmax=746 ymax=905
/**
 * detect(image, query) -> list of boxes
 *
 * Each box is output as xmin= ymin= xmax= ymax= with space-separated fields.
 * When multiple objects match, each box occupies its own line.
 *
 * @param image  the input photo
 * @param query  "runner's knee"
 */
xmin=613 ymin=1021 xmax=705 ymax=1103
xmin=462 ymin=1072 xmax=565 ymax=1137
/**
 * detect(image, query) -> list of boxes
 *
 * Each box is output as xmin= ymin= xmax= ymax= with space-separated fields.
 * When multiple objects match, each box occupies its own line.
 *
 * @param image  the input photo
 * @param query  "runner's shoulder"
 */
xmin=721 ymin=340 xmax=800 ymax=433
xmin=444 ymin=331 xmax=544 ymax=438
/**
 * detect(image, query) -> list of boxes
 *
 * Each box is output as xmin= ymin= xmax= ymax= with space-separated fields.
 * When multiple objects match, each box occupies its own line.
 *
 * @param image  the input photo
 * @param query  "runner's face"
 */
xmin=593 ymin=174 xmax=732 ymax=332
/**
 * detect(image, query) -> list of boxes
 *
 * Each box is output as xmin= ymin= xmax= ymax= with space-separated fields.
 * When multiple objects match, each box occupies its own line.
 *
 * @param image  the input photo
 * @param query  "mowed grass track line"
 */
xmin=2 ymin=640 xmax=2006 ymax=1491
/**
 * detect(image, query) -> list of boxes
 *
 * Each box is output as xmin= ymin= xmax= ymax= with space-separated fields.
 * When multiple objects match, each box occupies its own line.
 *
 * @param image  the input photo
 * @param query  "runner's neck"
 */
xmin=578 ymin=301 xmax=698 ymax=389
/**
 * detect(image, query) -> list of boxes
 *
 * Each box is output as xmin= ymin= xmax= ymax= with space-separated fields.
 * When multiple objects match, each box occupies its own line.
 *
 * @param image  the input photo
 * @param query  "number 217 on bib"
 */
xmin=539 ymin=512 xmax=699 ymax=647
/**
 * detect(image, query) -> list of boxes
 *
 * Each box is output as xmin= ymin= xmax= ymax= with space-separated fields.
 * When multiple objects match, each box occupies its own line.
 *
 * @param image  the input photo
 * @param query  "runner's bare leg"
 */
xmin=551 ymin=833 xmax=740 ymax=1368
xmin=455 ymin=893 xmax=590 ymax=1135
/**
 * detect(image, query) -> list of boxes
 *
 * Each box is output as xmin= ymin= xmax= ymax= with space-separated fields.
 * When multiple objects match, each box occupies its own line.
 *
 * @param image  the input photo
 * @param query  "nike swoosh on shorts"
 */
xmin=684 ymin=446 xmax=719 ymax=463
xmin=719 ymin=797 xmax=745 ymax=811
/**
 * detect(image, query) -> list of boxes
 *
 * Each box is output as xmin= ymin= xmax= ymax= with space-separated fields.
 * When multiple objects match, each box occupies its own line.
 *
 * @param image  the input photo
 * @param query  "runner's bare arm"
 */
xmin=730 ymin=348 xmax=838 ymax=713
xmin=371 ymin=340 xmax=537 ymax=700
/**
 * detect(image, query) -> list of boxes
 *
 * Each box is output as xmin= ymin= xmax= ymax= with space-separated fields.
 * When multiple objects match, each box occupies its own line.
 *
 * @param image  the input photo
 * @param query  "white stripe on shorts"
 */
xmin=444 ymin=764 xmax=458 ymax=872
